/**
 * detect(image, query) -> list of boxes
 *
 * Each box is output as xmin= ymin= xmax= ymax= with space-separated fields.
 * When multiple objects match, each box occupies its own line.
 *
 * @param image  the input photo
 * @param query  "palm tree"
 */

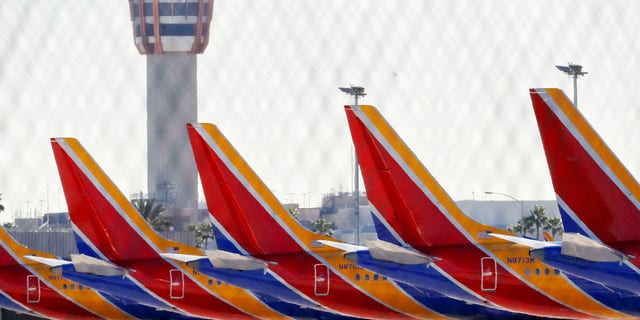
xmin=507 ymin=218 xmax=534 ymax=237
xmin=311 ymin=218 xmax=334 ymax=237
xmin=527 ymin=205 xmax=549 ymax=240
xmin=131 ymin=192 xmax=173 ymax=231
xmin=288 ymin=207 xmax=299 ymax=220
xmin=507 ymin=223 xmax=526 ymax=236
xmin=0 ymin=195 xmax=11 ymax=230
xmin=545 ymin=216 xmax=564 ymax=239
xmin=187 ymin=223 xmax=214 ymax=248
xmin=522 ymin=215 xmax=536 ymax=237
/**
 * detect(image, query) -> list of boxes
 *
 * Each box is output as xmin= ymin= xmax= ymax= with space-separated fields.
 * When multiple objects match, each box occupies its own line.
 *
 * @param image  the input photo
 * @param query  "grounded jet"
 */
xmin=51 ymin=137 xmax=298 ymax=319
xmin=0 ymin=221 xmax=138 ymax=319
xmin=343 ymin=103 xmax=637 ymax=318
xmin=187 ymin=122 xmax=524 ymax=319
xmin=522 ymin=88 xmax=640 ymax=295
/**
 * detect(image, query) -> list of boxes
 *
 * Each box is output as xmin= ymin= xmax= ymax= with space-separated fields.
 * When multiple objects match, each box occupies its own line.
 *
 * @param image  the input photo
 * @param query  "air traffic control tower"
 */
xmin=128 ymin=0 xmax=213 ymax=224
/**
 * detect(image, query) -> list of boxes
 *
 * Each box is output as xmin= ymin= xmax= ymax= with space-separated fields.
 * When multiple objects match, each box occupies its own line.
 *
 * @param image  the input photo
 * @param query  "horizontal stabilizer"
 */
xmin=490 ymin=233 xmax=558 ymax=249
xmin=316 ymin=240 xmax=368 ymax=253
xmin=70 ymin=254 xmax=129 ymax=277
xmin=206 ymin=250 xmax=274 ymax=272
xmin=561 ymin=233 xmax=628 ymax=263
xmin=24 ymin=255 xmax=71 ymax=268
xmin=160 ymin=253 xmax=204 ymax=263
xmin=162 ymin=251 xmax=274 ymax=272
xmin=365 ymin=239 xmax=440 ymax=265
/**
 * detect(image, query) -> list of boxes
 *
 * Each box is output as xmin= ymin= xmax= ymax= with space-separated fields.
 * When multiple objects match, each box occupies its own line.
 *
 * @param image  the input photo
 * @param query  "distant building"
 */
xmin=319 ymin=192 xmax=370 ymax=231
xmin=13 ymin=217 xmax=42 ymax=232
xmin=42 ymin=212 xmax=72 ymax=230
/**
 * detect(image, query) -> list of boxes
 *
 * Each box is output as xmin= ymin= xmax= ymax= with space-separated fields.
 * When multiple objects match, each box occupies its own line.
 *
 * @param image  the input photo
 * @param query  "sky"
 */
xmin=2 ymin=1 xmax=640 ymax=222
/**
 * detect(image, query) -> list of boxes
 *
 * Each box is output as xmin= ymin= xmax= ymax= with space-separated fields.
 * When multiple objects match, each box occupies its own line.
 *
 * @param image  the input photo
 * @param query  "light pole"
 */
xmin=555 ymin=63 xmax=587 ymax=107
xmin=484 ymin=191 xmax=524 ymax=221
xmin=339 ymin=85 xmax=366 ymax=244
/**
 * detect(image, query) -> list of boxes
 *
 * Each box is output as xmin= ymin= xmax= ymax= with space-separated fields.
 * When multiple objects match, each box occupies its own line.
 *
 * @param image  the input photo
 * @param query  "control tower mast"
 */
xmin=128 ymin=0 xmax=213 ymax=225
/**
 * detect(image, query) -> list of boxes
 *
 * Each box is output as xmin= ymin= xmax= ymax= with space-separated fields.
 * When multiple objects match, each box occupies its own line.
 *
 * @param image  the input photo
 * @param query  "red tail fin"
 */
xmin=51 ymin=138 xmax=164 ymax=261
xmin=530 ymin=88 xmax=640 ymax=243
xmin=345 ymin=105 xmax=479 ymax=248
xmin=187 ymin=123 xmax=321 ymax=256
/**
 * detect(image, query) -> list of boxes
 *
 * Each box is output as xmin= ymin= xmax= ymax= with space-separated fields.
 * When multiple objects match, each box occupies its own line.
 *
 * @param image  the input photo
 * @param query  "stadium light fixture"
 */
xmin=556 ymin=63 xmax=588 ymax=107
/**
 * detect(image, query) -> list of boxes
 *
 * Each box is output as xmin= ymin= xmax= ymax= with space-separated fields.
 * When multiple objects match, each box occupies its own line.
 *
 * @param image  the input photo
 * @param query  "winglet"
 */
xmin=530 ymin=88 xmax=640 ymax=243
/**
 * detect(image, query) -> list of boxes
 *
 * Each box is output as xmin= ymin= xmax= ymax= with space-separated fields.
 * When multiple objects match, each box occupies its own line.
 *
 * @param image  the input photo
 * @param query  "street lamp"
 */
xmin=555 ymin=63 xmax=587 ymax=108
xmin=484 ymin=191 xmax=524 ymax=221
xmin=339 ymin=85 xmax=366 ymax=245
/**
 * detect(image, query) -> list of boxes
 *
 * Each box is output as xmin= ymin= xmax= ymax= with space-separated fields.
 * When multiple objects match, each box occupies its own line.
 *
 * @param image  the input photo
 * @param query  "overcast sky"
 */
xmin=2 ymin=1 xmax=640 ymax=221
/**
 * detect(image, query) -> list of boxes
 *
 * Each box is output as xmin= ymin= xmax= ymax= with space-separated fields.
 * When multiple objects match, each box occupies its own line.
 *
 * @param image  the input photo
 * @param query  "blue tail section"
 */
xmin=252 ymin=293 xmax=357 ymax=320
xmin=396 ymin=283 xmax=518 ymax=319
xmin=73 ymin=231 xmax=102 ymax=259
xmin=97 ymin=292 xmax=200 ymax=320
xmin=564 ymin=274 xmax=640 ymax=316
xmin=534 ymin=246 xmax=640 ymax=296
xmin=557 ymin=203 xmax=590 ymax=235
xmin=0 ymin=293 xmax=28 ymax=314
xmin=58 ymin=265 xmax=177 ymax=312
xmin=371 ymin=211 xmax=402 ymax=246
xmin=212 ymin=224 xmax=242 ymax=255
xmin=352 ymin=251 xmax=484 ymax=304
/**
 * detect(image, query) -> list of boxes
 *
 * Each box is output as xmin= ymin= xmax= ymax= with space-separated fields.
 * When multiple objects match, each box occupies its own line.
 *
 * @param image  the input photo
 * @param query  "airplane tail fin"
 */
xmin=187 ymin=123 xmax=332 ymax=256
xmin=345 ymin=105 xmax=502 ymax=248
xmin=530 ymin=88 xmax=640 ymax=243
xmin=51 ymin=138 xmax=191 ymax=262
